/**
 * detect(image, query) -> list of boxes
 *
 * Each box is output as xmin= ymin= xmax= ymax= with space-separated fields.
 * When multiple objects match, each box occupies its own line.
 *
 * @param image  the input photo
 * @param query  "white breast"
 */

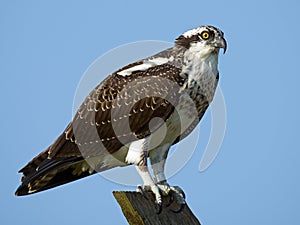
xmin=181 ymin=44 xmax=219 ymax=103
xmin=120 ymin=45 xmax=220 ymax=161
xmin=147 ymin=46 xmax=220 ymax=151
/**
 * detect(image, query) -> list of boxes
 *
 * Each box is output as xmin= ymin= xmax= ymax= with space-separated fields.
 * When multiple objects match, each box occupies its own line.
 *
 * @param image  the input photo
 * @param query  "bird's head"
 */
xmin=175 ymin=25 xmax=227 ymax=57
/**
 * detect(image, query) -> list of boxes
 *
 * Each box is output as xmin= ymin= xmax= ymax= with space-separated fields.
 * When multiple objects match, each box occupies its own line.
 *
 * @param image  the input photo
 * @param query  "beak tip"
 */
xmin=216 ymin=37 xmax=227 ymax=54
xmin=222 ymin=38 xmax=227 ymax=54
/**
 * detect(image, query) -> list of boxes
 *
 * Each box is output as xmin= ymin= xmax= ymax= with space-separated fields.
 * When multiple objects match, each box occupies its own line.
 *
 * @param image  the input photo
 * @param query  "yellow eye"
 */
xmin=201 ymin=31 xmax=210 ymax=40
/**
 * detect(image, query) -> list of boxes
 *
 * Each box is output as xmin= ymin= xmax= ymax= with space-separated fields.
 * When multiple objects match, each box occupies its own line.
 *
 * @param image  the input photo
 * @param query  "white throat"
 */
xmin=181 ymin=43 xmax=220 ymax=103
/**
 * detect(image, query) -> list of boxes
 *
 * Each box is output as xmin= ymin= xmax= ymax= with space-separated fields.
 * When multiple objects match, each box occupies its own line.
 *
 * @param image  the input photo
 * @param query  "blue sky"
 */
xmin=1 ymin=1 xmax=300 ymax=224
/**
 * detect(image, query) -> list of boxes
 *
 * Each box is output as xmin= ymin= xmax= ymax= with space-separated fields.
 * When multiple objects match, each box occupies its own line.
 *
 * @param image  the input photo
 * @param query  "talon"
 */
xmin=169 ymin=203 xmax=185 ymax=213
xmin=137 ymin=185 xmax=149 ymax=200
xmin=170 ymin=186 xmax=185 ymax=198
xmin=166 ymin=192 xmax=174 ymax=207
xmin=155 ymin=202 xmax=162 ymax=214
xmin=179 ymin=189 xmax=186 ymax=199
xmin=166 ymin=186 xmax=186 ymax=212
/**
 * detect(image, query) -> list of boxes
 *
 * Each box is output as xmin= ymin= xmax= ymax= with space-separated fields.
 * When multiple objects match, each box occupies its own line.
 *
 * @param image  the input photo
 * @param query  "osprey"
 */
xmin=15 ymin=25 xmax=226 ymax=212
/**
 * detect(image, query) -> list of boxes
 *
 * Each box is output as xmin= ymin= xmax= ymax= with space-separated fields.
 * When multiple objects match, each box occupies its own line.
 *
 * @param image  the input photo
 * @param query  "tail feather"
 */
xmin=15 ymin=128 xmax=96 ymax=196
xmin=15 ymin=156 xmax=93 ymax=196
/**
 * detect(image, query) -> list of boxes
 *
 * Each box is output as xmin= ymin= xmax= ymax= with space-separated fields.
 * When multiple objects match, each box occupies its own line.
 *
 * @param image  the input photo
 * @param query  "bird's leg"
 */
xmin=149 ymin=147 xmax=170 ymax=196
xmin=127 ymin=137 xmax=163 ymax=212
xmin=149 ymin=146 xmax=186 ymax=212
xmin=135 ymin=164 xmax=163 ymax=213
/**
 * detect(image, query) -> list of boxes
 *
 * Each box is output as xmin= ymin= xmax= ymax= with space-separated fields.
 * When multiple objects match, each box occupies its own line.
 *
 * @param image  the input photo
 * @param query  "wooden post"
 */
xmin=113 ymin=191 xmax=201 ymax=225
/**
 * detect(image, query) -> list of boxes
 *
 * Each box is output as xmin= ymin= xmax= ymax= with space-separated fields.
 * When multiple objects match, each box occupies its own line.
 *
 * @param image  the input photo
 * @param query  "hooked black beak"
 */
xmin=215 ymin=37 xmax=227 ymax=54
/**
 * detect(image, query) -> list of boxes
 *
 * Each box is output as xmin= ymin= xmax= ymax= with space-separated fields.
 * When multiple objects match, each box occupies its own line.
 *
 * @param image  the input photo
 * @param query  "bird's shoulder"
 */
xmin=57 ymin=53 xmax=186 ymax=157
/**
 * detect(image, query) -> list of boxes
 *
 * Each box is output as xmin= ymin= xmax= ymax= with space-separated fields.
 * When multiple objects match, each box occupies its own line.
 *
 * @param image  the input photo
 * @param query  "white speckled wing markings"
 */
xmin=15 ymin=59 xmax=186 ymax=196
xmin=63 ymin=62 xmax=186 ymax=160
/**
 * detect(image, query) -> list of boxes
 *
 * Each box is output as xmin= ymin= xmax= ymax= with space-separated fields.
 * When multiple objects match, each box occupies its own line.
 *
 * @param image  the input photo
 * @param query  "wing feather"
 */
xmin=16 ymin=60 xmax=185 ymax=196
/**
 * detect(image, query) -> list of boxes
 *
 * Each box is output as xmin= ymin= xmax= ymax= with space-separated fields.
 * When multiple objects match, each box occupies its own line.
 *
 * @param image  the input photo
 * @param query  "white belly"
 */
xmin=148 ymin=92 xmax=201 ymax=150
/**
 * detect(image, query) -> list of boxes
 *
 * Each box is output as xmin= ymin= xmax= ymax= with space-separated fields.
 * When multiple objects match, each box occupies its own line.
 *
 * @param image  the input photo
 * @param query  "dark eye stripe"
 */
xmin=175 ymin=34 xmax=200 ymax=48
xmin=175 ymin=26 xmax=220 ymax=48
xmin=190 ymin=35 xmax=201 ymax=42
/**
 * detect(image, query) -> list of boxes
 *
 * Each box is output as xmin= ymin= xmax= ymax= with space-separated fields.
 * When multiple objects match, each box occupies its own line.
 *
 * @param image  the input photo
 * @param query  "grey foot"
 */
xmin=157 ymin=184 xmax=186 ymax=213
xmin=137 ymin=183 xmax=186 ymax=214
xmin=137 ymin=184 xmax=162 ymax=214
